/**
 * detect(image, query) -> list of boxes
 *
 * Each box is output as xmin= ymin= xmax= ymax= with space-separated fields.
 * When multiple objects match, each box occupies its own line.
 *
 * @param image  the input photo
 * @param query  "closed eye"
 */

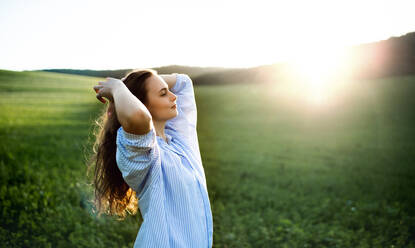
xmin=159 ymin=87 xmax=168 ymax=96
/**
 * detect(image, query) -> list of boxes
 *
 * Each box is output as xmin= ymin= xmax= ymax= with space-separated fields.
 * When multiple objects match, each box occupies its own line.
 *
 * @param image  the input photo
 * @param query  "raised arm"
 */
xmin=94 ymin=77 xmax=152 ymax=135
xmin=94 ymin=78 xmax=159 ymax=197
xmin=159 ymin=73 xmax=178 ymax=90
xmin=164 ymin=73 xmax=202 ymax=163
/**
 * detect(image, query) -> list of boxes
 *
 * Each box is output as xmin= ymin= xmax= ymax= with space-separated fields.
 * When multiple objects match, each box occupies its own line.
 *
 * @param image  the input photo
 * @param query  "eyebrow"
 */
xmin=158 ymin=87 xmax=167 ymax=93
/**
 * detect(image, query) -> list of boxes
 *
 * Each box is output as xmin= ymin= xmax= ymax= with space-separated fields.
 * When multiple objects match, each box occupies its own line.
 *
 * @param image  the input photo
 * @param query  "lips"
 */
xmin=171 ymin=104 xmax=177 ymax=109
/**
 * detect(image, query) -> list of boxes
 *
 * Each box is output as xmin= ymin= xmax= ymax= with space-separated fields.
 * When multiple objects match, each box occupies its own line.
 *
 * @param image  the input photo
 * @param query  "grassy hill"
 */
xmin=0 ymin=69 xmax=414 ymax=247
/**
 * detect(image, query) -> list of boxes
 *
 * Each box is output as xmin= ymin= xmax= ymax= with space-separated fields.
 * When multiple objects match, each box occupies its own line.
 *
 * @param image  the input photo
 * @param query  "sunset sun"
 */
xmin=286 ymin=44 xmax=353 ymax=106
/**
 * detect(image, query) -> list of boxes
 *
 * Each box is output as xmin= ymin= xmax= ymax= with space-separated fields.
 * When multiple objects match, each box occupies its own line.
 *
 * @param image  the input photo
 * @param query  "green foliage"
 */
xmin=0 ymin=70 xmax=139 ymax=247
xmin=0 ymin=69 xmax=414 ymax=247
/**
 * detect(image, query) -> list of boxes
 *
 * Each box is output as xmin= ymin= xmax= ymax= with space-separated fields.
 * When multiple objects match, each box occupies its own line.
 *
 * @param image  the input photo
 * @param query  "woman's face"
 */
xmin=145 ymin=74 xmax=178 ymax=122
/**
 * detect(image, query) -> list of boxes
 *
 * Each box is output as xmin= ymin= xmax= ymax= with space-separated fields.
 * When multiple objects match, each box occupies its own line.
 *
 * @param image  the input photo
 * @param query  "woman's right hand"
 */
xmin=93 ymin=77 xmax=125 ymax=104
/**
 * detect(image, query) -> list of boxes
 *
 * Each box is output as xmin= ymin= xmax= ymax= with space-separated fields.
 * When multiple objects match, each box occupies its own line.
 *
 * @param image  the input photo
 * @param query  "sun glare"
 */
xmin=286 ymin=44 xmax=352 ymax=106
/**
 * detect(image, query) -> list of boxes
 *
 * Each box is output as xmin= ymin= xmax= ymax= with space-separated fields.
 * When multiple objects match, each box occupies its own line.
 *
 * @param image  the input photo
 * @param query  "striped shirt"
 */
xmin=116 ymin=73 xmax=213 ymax=248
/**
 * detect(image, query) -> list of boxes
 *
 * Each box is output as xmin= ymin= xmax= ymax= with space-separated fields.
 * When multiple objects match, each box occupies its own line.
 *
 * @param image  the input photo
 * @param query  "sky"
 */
xmin=0 ymin=0 xmax=414 ymax=71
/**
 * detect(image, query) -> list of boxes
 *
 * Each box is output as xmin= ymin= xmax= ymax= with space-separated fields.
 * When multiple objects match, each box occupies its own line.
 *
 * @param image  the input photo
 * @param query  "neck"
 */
xmin=153 ymin=120 xmax=167 ymax=142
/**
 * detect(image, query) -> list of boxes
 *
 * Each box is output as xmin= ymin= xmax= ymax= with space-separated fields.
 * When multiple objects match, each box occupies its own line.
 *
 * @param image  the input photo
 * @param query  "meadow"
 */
xmin=0 ymin=69 xmax=414 ymax=247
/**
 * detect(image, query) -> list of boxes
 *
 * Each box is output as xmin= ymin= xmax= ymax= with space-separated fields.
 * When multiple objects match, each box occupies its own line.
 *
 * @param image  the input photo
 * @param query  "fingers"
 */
xmin=93 ymin=85 xmax=106 ymax=104
xmin=93 ymin=77 xmax=114 ymax=104
xmin=93 ymin=85 xmax=103 ymax=91
xmin=96 ymin=94 xmax=106 ymax=104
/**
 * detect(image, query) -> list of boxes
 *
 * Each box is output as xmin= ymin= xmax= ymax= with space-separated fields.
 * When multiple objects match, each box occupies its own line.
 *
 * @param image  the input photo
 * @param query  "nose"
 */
xmin=170 ymin=92 xmax=177 ymax=102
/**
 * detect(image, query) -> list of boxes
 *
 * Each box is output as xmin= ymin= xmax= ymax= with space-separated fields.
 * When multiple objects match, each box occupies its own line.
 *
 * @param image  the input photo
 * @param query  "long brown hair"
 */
xmin=86 ymin=68 xmax=157 ymax=220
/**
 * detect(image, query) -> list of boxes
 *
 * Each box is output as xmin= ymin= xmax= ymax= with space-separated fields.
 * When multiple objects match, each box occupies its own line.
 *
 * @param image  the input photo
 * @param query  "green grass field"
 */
xmin=0 ymin=69 xmax=414 ymax=247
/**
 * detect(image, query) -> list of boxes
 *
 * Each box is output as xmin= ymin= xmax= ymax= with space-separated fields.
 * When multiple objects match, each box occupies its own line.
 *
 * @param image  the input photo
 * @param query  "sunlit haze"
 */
xmin=0 ymin=0 xmax=414 ymax=71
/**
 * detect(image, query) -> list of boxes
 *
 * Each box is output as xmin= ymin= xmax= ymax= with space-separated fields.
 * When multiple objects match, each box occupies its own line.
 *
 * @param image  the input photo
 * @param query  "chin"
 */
xmin=165 ymin=109 xmax=177 ymax=119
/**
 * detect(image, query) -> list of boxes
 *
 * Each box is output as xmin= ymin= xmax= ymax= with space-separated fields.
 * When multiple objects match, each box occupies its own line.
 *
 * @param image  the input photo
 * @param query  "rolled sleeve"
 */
xmin=116 ymin=124 xmax=160 ymax=197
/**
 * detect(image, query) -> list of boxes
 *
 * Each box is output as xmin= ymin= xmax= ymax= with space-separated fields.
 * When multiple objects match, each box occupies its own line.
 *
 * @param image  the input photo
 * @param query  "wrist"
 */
xmin=111 ymin=83 xmax=127 ymax=102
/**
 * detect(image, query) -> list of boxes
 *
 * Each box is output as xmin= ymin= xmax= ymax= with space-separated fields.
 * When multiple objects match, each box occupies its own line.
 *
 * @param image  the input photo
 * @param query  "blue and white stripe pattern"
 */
xmin=116 ymin=74 xmax=213 ymax=248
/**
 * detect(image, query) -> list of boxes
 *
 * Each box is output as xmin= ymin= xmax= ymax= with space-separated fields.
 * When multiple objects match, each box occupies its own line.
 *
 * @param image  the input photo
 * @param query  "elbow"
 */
xmin=124 ymin=111 xmax=152 ymax=135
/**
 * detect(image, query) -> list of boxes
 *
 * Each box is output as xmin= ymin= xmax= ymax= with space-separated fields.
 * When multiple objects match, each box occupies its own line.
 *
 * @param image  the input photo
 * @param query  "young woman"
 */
xmin=89 ymin=69 xmax=213 ymax=247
